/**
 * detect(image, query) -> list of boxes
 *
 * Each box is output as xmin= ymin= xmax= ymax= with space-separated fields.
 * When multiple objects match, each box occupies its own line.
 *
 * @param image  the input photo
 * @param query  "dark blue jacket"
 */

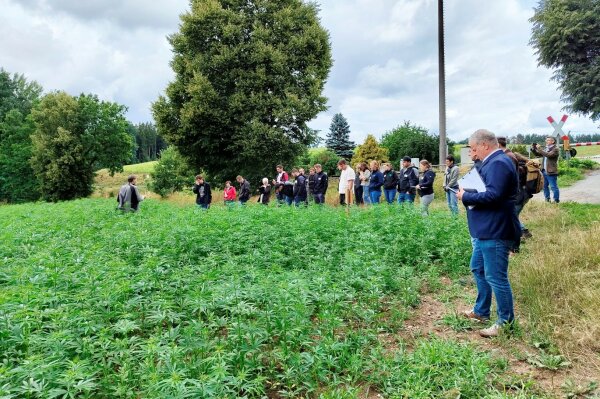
xmin=462 ymin=150 xmax=521 ymax=240
xmin=369 ymin=170 xmax=384 ymax=192
xmin=418 ymin=170 xmax=435 ymax=196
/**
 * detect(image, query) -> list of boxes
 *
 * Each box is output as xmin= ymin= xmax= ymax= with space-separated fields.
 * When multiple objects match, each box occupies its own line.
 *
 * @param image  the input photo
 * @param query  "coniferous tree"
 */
xmin=326 ymin=113 xmax=355 ymax=160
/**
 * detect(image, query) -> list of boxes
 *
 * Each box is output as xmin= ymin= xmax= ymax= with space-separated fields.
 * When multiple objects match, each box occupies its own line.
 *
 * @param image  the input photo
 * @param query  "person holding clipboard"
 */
xmin=456 ymin=129 xmax=521 ymax=338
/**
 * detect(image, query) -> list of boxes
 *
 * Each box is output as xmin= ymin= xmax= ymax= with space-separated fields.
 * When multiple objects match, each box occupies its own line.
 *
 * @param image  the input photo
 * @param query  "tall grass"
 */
xmin=512 ymin=201 xmax=600 ymax=368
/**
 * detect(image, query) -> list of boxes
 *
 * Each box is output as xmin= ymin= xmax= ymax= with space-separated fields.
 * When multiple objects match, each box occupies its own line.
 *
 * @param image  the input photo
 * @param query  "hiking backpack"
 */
xmin=518 ymin=158 xmax=544 ymax=195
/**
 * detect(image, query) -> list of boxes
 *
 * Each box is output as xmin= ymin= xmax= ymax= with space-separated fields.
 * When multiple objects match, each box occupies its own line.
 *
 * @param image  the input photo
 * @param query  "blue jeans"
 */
xmin=542 ymin=171 xmax=559 ymax=202
xmin=370 ymin=190 xmax=381 ymax=204
xmin=470 ymin=238 xmax=514 ymax=325
xmin=314 ymin=193 xmax=325 ymax=205
xmin=397 ymin=192 xmax=415 ymax=204
xmin=446 ymin=190 xmax=459 ymax=215
xmin=384 ymin=188 xmax=396 ymax=204
xmin=294 ymin=197 xmax=306 ymax=207
xmin=362 ymin=186 xmax=371 ymax=204
xmin=284 ymin=195 xmax=293 ymax=206
xmin=196 ymin=203 xmax=209 ymax=209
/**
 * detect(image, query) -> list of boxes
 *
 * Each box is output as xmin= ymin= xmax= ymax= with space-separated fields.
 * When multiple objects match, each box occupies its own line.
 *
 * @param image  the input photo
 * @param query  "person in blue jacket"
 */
xmin=368 ymin=160 xmax=384 ymax=204
xmin=457 ymin=129 xmax=521 ymax=338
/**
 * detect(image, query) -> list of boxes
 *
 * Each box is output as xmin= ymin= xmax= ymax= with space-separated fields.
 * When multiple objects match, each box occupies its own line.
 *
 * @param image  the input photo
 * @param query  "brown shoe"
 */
xmin=479 ymin=324 xmax=501 ymax=338
xmin=462 ymin=310 xmax=489 ymax=323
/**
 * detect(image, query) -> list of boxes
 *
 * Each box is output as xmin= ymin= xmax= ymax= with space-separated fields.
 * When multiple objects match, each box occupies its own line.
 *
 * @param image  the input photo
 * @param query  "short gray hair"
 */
xmin=470 ymin=129 xmax=498 ymax=146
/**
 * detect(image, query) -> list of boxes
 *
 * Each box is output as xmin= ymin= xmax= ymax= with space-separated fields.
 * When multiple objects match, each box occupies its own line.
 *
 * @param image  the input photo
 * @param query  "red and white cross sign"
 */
xmin=547 ymin=114 xmax=568 ymax=140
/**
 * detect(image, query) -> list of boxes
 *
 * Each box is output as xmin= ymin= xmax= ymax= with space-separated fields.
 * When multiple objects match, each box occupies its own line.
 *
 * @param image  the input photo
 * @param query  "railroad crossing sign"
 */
xmin=547 ymin=114 xmax=568 ymax=141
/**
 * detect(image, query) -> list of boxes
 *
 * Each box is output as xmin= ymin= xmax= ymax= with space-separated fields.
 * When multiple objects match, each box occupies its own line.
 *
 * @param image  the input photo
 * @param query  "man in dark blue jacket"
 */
xmin=457 ymin=129 xmax=521 ymax=338
xmin=192 ymin=175 xmax=212 ymax=209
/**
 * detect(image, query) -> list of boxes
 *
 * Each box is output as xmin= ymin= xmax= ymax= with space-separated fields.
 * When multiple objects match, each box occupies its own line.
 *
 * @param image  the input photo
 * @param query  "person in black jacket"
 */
xmin=292 ymin=168 xmax=307 ymax=206
xmin=416 ymin=160 xmax=435 ymax=215
xmin=312 ymin=163 xmax=328 ymax=205
xmin=236 ymin=175 xmax=251 ymax=205
xmin=382 ymin=163 xmax=399 ymax=204
xmin=192 ymin=175 xmax=212 ymax=209
xmin=397 ymin=156 xmax=419 ymax=205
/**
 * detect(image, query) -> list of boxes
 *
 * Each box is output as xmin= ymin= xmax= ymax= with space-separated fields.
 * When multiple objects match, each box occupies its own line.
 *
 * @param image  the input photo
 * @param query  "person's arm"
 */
xmin=206 ymin=184 xmax=212 ymax=204
xmin=134 ymin=186 xmax=144 ymax=201
xmin=323 ymin=174 xmax=328 ymax=193
xmin=192 ymin=184 xmax=199 ymax=194
xmin=461 ymin=162 xmax=514 ymax=206
xmin=535 ymin=146 xmax=560 ymax=159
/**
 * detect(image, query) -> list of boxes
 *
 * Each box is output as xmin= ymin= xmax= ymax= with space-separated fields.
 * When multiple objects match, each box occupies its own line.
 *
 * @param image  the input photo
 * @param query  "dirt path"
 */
xmin=533 ymin=169 xmax=600 ymax=204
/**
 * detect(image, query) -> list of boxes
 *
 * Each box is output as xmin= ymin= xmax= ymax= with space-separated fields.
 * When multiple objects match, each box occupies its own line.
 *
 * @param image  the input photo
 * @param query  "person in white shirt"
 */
xmin=337 ymin=159 xmax=355 ymax=206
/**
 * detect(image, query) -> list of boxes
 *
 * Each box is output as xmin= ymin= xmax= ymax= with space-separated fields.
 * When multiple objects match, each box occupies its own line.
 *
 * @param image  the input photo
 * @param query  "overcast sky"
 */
xmin=1 ymin=0 xmax=598 ymax=143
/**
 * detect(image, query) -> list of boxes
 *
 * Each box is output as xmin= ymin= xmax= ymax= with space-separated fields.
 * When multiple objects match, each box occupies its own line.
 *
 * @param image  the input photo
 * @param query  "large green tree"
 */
xmin=380 ymin=121 xmax=441 ymax=165
xmin=0 ymin=69 xmax=43 ymax=203
xmin=531 ymin=0 xmax=600 ymax=120
xmin=153 ymin=0 xmax=332 ymax=184
xmin=325 ymin=113 xmax=355 ymax=160
xmin=30 ymin=92 xmax=133 ymax=201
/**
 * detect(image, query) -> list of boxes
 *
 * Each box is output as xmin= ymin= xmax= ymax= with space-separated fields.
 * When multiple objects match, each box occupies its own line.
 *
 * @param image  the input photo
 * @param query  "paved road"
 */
xmin=533 ymin=169 xmax=600 ymax=204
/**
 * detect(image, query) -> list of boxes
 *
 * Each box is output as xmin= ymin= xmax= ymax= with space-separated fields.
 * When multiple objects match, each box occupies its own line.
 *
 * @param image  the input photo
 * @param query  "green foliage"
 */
xmin=326 ymin=113 xmax=355 ymax=160
xmin=0 ymin=200 xmax=510 ymax=398
xmin=131 ymin=122 xmax=167 ymax=163
xmin=511 ymin=144 xmax=529 ymax=156
xmin=0 ymin=69 xmax=43 ymax=203
xmin=352 ymin=134 xmax=389 ymax=165
xmin=152 ymin=0 xmax=332 ymax=185
xmin=296 ymin=147 xmax=340 ymax=175
xmin=380 ymin=121 xmax=441 ymax=166
xmin=149 ymin=146 xmax=194 ymax=197
xmin=30 ymin=91 xmax=133 ymax=201
xmin=530 ymin=0 xmax=600 ymax=120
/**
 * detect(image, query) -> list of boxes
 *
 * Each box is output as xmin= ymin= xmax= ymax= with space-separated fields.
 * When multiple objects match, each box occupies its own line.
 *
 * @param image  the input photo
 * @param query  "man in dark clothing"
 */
xmin=312 ymin=163 xmax=328 ymax=205
xmin=397 ymin=156 xmax=419 ymax=205
xmin=117 ymin=174 xmax=144 ymax=212
xmin=458 ymin=129 xmax=521 ymax=338
xmin=292 ymin=168 xmax=307 ymax=206
xmin=236 ymin=175 xmax=251 ymax=205
xmin=192 ymin=175 xmax=212 ymax=209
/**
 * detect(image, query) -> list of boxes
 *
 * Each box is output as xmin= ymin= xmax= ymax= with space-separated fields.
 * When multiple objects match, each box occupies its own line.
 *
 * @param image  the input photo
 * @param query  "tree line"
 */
xmin=0 ymin=68 xmax=164 ymax=203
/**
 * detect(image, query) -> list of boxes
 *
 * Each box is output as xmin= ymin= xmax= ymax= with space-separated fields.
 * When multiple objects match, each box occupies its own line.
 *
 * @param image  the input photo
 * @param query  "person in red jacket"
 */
xmin=223 ymin=180 xmax=237 ymax=207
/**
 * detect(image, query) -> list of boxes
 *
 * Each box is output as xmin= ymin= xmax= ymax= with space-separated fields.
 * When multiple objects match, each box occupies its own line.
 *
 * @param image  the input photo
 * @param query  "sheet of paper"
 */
xmin=458 ymin=168 xmax=487 ymax=193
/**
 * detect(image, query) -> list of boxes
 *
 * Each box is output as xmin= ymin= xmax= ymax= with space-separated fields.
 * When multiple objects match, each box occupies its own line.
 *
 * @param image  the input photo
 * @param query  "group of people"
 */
xmin=187 ymin=158 xmax=462 ymax=216
xmin=116 ymin=129 xmax=563 ymax=340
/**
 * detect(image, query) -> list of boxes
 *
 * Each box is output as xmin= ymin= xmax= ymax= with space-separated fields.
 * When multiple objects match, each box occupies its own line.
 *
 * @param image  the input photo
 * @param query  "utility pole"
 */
xmin=438 ymin=0 xmax=447 ymax=166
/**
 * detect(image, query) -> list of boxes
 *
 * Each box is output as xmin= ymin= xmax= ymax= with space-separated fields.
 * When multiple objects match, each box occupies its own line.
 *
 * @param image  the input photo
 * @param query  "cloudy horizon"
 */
xmin=1 ymin=0 xmax=598 ymax=144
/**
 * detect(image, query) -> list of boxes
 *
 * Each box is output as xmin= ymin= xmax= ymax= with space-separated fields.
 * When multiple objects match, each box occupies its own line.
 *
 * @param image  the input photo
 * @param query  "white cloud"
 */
xmin=0 ymin=0 xmax=597 ymax=141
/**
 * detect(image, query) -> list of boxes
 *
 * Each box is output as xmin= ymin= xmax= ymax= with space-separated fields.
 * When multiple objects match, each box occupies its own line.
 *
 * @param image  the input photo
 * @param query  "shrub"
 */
xmin=149 ymin=146 xmax=194 ymax=197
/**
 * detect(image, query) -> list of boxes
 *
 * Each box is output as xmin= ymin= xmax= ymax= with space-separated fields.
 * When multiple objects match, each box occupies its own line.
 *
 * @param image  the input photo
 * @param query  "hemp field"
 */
xmin=0 ymin=199 xmax=570 ymax=398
